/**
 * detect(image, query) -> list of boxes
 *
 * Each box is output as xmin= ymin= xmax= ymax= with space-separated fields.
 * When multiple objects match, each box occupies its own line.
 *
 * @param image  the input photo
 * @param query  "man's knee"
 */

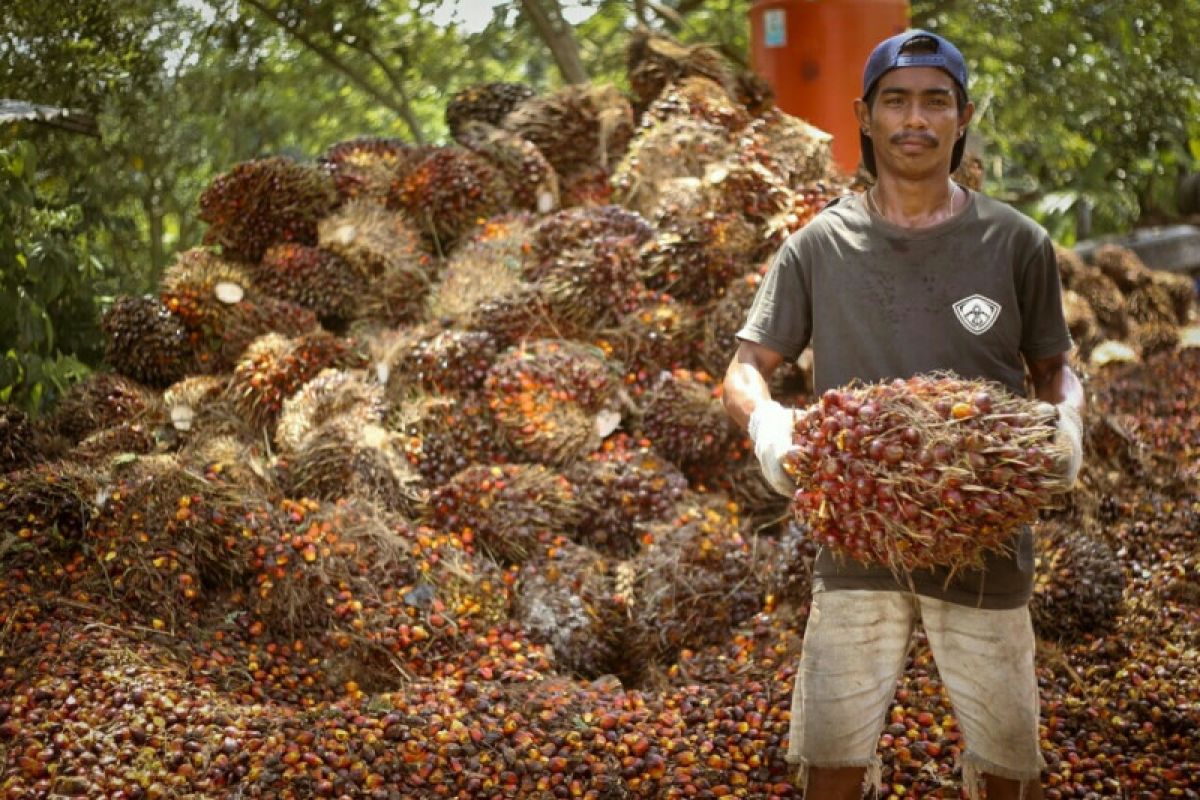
xmin=804 ymin=766 xmax=869 ymax=800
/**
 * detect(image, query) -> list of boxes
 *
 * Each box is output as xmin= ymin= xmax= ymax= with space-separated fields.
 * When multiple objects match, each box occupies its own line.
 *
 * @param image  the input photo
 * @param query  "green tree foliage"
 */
xmin=914 ymin=0 xmax=1200 ymax=239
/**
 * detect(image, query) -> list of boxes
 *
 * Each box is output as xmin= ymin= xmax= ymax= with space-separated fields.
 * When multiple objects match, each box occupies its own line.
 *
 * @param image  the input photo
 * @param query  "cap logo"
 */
xmin=953 ymin=294 xmax=1001 ymax=334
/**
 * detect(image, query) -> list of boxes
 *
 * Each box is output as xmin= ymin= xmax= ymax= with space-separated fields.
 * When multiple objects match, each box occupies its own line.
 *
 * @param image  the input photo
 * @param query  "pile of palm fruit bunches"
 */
xmin=1 ymin=30 xmax=1197 ymax=800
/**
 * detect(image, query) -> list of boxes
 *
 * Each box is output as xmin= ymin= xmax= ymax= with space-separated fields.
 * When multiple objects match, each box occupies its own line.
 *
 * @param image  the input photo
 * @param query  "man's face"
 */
xmin=856 ymin=66 xmax=972 ymax=180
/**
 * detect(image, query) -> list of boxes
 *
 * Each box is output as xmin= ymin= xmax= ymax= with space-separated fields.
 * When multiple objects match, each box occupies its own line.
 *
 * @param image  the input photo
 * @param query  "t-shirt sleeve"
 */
xmin=736 ymin=236 xmax=812 ymax=361
xmin=1018 ymin=235 xmax=1074 ymax=360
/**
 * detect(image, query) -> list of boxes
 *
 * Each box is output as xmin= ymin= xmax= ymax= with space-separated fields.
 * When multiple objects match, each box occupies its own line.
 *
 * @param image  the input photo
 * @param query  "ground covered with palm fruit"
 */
xmin=2 ymin=31 xmax=1198 ymax=800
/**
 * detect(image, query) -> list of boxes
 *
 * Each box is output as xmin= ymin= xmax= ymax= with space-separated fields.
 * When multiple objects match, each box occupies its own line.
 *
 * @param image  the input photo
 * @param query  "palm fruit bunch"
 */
xmin=180 ymin=433 xmax=275 ymax=497
xmin=250 ymin=243 xmax=364 ymax=328
xmin=483 ymin=339 xmax=623 ymax=466
xmin=611 ymin=117 xmax=739 ymax=217
xmin=281 ymin=419 xmax=424 ymax=518
xmin=318 ymin=200 xmax=435 ymax=326
xmin=502 ymin=84 xmax=635 ymax=179
xmin=951 ymin=149 xmax=985 ymax=192
xmin=424 ymin=213 xmax=541 ymax=344
xmin=71 ymin=421 xmax=158 ymax=466
xmin=642 ymin=76 xmax=750 ymax=134
xmin=697 ymin=155 xmax=794 ymax=223
xmin=427 ymin=463 xmax=582 ymax=565
xmin=274 ymin=368 xmax=386 ymax=454
xmin=387 ymin=146 xmax=508 ymax=249
xmin=457 ymin=120 xmax=559 ymax=212
xmin=445 ymin=81 xmax=535 ymax=140
xmin=523 ymin=233 xmax=646 ymax=335
xmin=735 ymin=70 xmax=775 ymax=115
xmin=405 ymin=524 xmax=515 ymax=626
xmin=1054 ymin=241 xmax=1087 ymax=289
xmin=513 ymin=541 xmax=625 ymax=678
xmin=389 ymin=393 xmax=509 ymax=487
xmin=198 ymin=155 xmax=338 ymax=261
xmin=758 ymin=519 xmax=818 ymax=607
xmin=1069 ymin=261 xmax=1129 ymax=339
xmin=1 ymin=404 xmax=45 ymax=473
xmin=661 ymin=609 xmax=806 ymax=688
xmin=697 ymin=270 xmax=760 ymax=376
xmin=227 ymin=331 xmax=367 ymax=429
xmin=566 ymin=433 xmax=691 ymax=557
xmin=1062 ymin=288 xmax=1103 ymax=356
xmin=100 ymin=295 xmax=193 ymax=388
xmin=625 ymin=30 xmax=735 ymax=113
xmin=527 ymin=204 xmax=654 ymax=267
xmin=81 ymin=461 xmax=264 ymax=624
xmin=1092 ymin=243 xmax=1153 ymax=293
xmin=760 ymin=181 xmax=844 ymax=252
xmin=49 ymin=372 xmax=159 ymax=445
xmin=246 ymin=497 xmax=415 ymax=637
xmin=1030 ymin=520 xmax=1125 ymax=642
xmin=748 ymin=108 xmax=835 ymax=188
xmin=623 ymin=501 xmax=765 ymax=681
xmin=383 ymin=328 xmax=499 ymax=396
xmin=559 ymin=164 xmax=617 ymax=207
xmin=0 ymin=461 xmax=102 ymax=575
xmin=160 ymin=374 xmax=243 ymax=442
xmin=593 ymin=290 xmax=699 ymax=378
xmin=635 ymin=368 xmax=735 ymax=469
xmin=641 ymin=195 xmax=759 ymax=304
xmin=318 ymin=136 xmax=422 ymax=205
xmin=161 ymin=248 xmax=318 ymax=371
xmin=783 ymin=374 xmax=1069 ymax=572
xmin=1149 ymin=268 xmax=1196 ymax=322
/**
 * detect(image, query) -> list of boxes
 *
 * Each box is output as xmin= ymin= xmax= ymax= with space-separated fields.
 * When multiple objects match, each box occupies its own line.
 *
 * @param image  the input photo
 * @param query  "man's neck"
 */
xmin=869 ymin=174 xmax=960 ymax=229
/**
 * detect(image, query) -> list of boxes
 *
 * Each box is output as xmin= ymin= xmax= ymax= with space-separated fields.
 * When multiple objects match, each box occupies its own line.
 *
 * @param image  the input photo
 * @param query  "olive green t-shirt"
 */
xmin=737 ymin=188 xmax=1073 ymax=609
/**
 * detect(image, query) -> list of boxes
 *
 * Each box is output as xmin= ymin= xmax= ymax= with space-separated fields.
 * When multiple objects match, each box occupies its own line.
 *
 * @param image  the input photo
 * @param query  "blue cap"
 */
xmin=860 ymin=30 xmax=969 ymax=177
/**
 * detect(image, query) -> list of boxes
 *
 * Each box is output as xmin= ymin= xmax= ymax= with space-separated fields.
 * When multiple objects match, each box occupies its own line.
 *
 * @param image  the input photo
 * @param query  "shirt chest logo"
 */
xmin=953 ymin=294 xmax=1002 ymax=335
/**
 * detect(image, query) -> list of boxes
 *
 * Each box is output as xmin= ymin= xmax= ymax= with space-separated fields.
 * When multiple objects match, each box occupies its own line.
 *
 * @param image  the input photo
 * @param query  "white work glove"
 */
xmin=1049 ymin=402 xmax=1084 ymax=491
xmin=748 ymin=400 xmax=798 ymax=497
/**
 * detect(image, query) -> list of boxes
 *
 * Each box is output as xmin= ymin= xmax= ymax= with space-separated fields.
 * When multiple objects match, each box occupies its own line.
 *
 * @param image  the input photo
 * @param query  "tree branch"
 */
xmin=519 ymin=0 xmax=589 ymax=85
xmin=239 ymin=0 xmax=425 ymax=142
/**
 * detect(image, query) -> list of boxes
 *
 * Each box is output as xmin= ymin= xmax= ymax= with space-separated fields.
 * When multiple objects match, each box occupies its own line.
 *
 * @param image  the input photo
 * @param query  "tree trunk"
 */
xmin=519 ymin=0 xmax=589 ymax=85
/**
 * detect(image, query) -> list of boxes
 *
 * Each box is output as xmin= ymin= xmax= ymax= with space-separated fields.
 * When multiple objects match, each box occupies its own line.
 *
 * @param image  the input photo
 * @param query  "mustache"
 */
xmin=891 ymin=131 xmax=939 ymax=147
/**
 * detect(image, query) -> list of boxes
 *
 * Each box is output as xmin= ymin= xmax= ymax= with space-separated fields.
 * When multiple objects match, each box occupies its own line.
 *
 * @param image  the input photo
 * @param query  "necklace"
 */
xmin=867 ymin=182 xmax=959 ymax=223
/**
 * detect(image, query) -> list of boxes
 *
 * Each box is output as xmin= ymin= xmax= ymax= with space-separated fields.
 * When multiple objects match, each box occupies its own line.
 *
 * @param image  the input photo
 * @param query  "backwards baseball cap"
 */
xmin=860 ymin=29 xmax=969 ymax=177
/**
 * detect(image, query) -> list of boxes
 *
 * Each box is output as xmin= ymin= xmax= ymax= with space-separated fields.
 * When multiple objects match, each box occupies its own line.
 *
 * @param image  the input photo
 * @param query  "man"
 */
xmin=722 ymin=30 xmax=1084 ymax=800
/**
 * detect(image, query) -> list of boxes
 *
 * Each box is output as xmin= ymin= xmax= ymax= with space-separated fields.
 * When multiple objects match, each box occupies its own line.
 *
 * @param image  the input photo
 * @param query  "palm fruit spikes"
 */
xmin=445 ymin=81 xmax=535 ymax=140
xmin=642 ymin=76 xmax=750 ymax=133
xmin=427 ymin=463 xmax=582 ymax=565
xmin=387 ymin=146 xmax=507 ymax=250
xmin=784 ymin=374 xmax=1069 ymax=573
xmin=101 ymin=295 xmax=193 ymax=388
xmin=592 ymin=290 xmax=699 ymax=378
xmin=746 ymin=109 xmax=835 ymax=188
xmin=198 ymin=155 xmax=337 ymax=261
xmin=523 ymin=234 xmax=646 ymax=335
xmin=611 ymin=117 xmax=739 ymax=218
xmin=383 ymin=328 xmax=500 ymax=397
xmin=252 ymin=243 xmax=364 ymax=327
xmin=641 ymin=199 xmax=759 ymax=304
xmin=484 ymin=339 xmax=624 ymax=466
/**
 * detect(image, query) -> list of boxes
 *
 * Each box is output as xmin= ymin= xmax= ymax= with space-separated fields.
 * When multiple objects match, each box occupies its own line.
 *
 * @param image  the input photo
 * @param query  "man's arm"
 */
xmin=722 ymin=340 xmax=786 ymax=431
xmin=1026 ymin=352 xmax=1084 ymax=413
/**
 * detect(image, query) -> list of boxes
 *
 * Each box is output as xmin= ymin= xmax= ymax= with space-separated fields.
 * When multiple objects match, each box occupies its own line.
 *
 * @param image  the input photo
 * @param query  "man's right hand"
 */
xmin=748 ymin=399 xmax=798 ymax=497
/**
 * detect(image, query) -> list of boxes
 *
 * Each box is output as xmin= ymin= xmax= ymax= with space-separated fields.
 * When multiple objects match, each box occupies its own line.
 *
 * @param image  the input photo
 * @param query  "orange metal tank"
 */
xmin=749 ymin=0 xmax=910 ymax=174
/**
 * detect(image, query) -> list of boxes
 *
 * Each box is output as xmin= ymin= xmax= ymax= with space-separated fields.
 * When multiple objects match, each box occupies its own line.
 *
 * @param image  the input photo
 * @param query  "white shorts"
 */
xmin=787 ymin=589 xmax=1044 ymax=798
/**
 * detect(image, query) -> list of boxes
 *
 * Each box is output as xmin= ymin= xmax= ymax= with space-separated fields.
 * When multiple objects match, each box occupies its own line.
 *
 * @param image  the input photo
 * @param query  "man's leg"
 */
xmin=918 ymin=597 xmax=1045 ymax=800
xmin=787 ymin=589 xmax=917 ymax=798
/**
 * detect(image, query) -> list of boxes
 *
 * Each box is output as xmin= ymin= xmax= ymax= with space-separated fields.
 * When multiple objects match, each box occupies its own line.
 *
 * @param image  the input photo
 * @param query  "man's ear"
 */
xmin=853 ymin=98 xmax=871 ymax=134
xmin=958 ymin=99 xmax=976 ymax=133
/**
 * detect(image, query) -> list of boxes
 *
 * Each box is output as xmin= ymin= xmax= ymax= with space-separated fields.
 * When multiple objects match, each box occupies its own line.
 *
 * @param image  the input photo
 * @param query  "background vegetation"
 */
xmin=2 ymin=0 xmax=1198 ymax=412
